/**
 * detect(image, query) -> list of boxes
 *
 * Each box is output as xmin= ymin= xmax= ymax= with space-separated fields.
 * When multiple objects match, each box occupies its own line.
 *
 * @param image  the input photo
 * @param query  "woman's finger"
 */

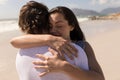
xmin=49 ymin=47 xmax=65 ymax=60
xmin=62 ymin=47 xmax=74 ymax=60
xmin=39 ymin=71 xmax=48 ymax=77
xmin=58 ymin=51 xmax=65 ymax=59
xmin=33 ymin=61 xmax=47 ymax=65
xmin=39 ymin=69 xmax=50 ymax=77
xmin=34 ymin=65 xmax=48 ymax=69
xmin=48 ymin=48 xmax=58 ymax=56
xmin=36 ymin=54 xmax=47 ymax=60
xmin=66 ymin=44 xmax=78 ymax=57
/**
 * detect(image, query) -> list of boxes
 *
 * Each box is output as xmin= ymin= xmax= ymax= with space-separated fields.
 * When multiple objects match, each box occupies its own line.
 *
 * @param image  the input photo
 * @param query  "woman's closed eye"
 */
xmin=56 ymin=25 xmax=63 ymax=29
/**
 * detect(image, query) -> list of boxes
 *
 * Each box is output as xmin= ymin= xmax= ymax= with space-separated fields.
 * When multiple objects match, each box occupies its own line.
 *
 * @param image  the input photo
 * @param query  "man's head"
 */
xmin=19 ymin=1 xmax=50 ymax=34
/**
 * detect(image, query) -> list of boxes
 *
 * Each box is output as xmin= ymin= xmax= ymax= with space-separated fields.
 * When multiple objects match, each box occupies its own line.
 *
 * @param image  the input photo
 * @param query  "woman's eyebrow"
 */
xmin=55 ymin=21 xmax=63 ymax=24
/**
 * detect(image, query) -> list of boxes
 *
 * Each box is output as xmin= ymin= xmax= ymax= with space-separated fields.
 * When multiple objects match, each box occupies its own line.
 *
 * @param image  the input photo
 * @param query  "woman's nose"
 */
xmin=50 ymin=27 xmax=58 ymax=36
xmin=50 ymin=28 xmax=56 ymax=34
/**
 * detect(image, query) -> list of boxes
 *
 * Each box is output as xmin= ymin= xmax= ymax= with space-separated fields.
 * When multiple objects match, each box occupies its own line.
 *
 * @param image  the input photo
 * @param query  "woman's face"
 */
xmin=49 ymin=13 xmax=74 ymax=40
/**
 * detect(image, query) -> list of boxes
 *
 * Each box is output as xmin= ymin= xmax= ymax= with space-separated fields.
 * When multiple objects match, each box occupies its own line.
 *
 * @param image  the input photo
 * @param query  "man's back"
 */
xmin=16 ymin=43 xmax=88 ymax=80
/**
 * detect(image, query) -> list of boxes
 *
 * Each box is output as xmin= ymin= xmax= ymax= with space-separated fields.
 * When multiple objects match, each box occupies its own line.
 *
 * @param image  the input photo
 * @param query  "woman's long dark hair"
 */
xmin=19 ymin=1 xmax=50 ymax=34
xmin=49 ymin=6 xmax=86 ymax=42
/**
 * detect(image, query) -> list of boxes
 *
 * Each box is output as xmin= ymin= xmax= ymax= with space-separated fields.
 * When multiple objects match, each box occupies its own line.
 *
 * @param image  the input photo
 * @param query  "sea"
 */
xmin=0 ymin=18 xmax=120 ymax=37
xmin=0 ymin=19 xmax=18 ymax=33
xmin=0 ymin=18 xmax=89 ymax=33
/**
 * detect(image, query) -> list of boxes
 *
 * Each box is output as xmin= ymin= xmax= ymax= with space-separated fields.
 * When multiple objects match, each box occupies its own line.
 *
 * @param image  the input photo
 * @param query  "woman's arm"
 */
xmin=33 ymin=42 xmax=105 ymax=80
xmin=63 ymin=42 xmax=105 ymax=80
xmin=10 ymin=34 xmax=51 ymax=48
xmin=10 ymin=34 xmax=78 ymax=58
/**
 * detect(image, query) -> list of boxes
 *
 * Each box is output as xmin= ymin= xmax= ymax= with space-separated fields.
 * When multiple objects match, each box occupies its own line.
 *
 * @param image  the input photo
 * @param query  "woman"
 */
xmin=11 ymin=3 xmax=104 ymax=80
xmin=33 ymin=6 xmax=105 ymax=80
xmin=11 ymin=1 xmax=89 ymax=80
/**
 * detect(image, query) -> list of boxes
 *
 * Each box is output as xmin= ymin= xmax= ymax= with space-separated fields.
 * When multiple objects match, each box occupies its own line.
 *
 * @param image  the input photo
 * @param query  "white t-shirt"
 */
xmin=16 ymin=43 xmax=89 ymax=80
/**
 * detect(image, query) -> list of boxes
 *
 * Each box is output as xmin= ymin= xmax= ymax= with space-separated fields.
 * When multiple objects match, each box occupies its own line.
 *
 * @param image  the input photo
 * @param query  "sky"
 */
xmin=0 ymin=0 xmax=120 ymax=19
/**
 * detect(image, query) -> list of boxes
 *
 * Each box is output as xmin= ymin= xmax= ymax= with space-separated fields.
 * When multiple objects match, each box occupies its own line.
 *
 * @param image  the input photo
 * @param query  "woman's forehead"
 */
xmin=50 ymin=15 xmax=66 ymax=23
xmin=50 ymin=13 xmax=64 ymax=19
xmin=50 ymin=18 xmax=67 ymax=26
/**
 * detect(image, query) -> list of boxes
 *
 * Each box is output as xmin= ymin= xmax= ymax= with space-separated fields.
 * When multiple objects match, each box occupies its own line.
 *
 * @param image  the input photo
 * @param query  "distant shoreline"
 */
xmin=0 ymin=18 xmax=18 ymax=21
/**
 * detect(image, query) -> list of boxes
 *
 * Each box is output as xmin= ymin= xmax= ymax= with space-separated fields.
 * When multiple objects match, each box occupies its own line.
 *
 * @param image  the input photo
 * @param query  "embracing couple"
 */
xmin=10 ymin=1 xmax=105 ymax=80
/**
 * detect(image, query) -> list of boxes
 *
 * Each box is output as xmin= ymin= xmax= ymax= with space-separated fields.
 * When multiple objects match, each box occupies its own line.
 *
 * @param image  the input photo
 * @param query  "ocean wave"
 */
xmin=0 ymin=18 xmax=89 ymax=33
xmin=0 ymin=20 xmax=19 ymax=33
xmin=77 ymin=17 xmax=89 ymax=22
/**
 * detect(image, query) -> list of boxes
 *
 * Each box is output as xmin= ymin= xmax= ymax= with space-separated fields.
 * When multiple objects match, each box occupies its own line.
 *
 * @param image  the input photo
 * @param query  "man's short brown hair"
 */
xmin=19 ymin=1 xmax=50 ymax=34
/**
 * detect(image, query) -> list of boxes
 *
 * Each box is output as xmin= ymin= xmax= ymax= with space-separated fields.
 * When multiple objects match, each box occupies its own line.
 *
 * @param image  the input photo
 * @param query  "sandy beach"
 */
xmin=0 ymin=20 xmax=120 ymax=80
xmin=88 ymin=29 xmax=120 ymax=80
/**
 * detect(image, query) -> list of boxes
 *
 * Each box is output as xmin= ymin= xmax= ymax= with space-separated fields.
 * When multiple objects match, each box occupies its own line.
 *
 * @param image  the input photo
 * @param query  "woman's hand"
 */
xmin=33 ymin=48 xmax=67 ymax=77
xmin=11 ymin=34 xmax=78 ymax=59
xmin=48 ymin=35 xmax=78 ymax=59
